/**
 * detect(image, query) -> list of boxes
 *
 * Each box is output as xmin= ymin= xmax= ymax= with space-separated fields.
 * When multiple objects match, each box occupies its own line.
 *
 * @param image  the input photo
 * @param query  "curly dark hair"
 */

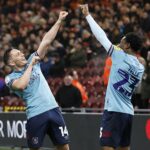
xmin=125 ymin=32 xmax=142 ymax=52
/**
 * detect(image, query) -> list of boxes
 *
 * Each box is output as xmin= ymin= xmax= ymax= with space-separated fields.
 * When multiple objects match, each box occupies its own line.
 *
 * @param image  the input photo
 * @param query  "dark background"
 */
xmin=0 ymin=113 xmax=150 ymax=150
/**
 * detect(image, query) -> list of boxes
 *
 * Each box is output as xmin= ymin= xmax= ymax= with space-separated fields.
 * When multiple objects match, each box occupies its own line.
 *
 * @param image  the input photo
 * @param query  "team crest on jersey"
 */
xmin=32 ymin=137 xmax=38 ymax=144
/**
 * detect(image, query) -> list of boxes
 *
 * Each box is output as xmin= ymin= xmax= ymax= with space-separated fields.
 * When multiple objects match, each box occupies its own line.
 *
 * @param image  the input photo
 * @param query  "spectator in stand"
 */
xmin=49 ymin=53 xmax=65 ymax=77
xmin=0 ymin=75 xmax=5 ymax=95
xmin=141 ymin=51 xmax=150 ymax=108
xmin=40 ymin=55 xmax=54 ymax=79
xmin=0 ymin=69 xmax=10 ymax=97
xmin=55 ymin=75 xmax=82 ymax=108
xmin=0 ymin=0 xmax=149 ymax=109
xmin=66 ymin=39 xmax=87 ymax=68
xmin=102 ymin=57 xmax=112 ymax=86
xmin=71 ymin=70 xmax=88 ymax=105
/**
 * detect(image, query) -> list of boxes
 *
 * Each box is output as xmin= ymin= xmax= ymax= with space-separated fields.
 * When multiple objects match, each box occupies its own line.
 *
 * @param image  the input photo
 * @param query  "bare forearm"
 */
xmin=12 ymin=64 xmax=33 ymax=90
xmin=37 ymin=20 xmax=62 ymax=58
xmin=37 ymin=11 xmax=68 ymax=59
xmin=43 ymin=20 xmax=61 ymax=44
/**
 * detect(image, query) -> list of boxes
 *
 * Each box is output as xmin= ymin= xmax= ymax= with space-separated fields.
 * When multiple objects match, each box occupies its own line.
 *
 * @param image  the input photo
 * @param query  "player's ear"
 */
xmin=8 ymin=59 xmax=15 ymax=67
xmin=124 ymin=37 xmax=130 ymax=50
xmin=125 ymin=41 xmax=131 ymax=50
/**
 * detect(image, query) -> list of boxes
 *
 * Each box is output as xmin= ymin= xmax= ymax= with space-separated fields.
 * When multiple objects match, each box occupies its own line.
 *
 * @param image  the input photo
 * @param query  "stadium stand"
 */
xmin=0 ymin=0 xmax=150 ymax=111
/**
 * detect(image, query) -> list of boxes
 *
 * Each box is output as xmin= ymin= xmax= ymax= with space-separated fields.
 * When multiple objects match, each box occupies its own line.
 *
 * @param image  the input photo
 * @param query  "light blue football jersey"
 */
xmin=105 ymin=45 xmax=144 ymax=115
xmin=5 ymin=52 xmax=58 ymax=119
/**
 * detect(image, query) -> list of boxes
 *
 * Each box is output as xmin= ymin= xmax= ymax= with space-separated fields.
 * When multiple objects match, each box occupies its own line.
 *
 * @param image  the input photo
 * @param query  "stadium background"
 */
xmin=0 ymin=0 xmax=150 ymax=149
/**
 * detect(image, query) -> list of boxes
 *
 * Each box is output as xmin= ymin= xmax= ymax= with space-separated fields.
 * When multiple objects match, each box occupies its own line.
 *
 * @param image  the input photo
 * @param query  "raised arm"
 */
xmin=80 ymin=4 xmax=112 ymax=52
xmin=37 ymin=11 xmax=68 ymax=59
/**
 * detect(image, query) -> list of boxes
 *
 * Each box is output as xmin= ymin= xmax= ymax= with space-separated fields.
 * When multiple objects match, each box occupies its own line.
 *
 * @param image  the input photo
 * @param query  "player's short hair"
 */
xmin=3 ymin=49 xmax=13 ymax=65
xmin=125 ymin=32 xmax=142 ymax=52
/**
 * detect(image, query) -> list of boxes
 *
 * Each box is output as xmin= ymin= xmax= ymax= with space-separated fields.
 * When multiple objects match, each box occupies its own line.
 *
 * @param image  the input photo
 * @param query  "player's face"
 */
xmin=9 ymin=49 xmax=27 ymax=67
xmin=119 ymin=36 xmax=130 ymax=53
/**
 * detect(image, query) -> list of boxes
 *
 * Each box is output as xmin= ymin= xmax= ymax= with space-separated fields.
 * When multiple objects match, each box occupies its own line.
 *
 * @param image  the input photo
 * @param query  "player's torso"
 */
xmin=105 ymin=54 xmax=144 ymax=114
xmin=13 ymin=64 xmax=43 ymax=98
xmin=11 ymin=63 xmax=58 ymax=119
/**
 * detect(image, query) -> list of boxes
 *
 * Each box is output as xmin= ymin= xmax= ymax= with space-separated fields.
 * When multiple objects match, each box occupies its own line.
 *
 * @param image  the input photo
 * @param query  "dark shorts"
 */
xmin=99 ymin=110 xmax=133 ymax=148
xmin=26 ymin=107 xmax=69 ymax=148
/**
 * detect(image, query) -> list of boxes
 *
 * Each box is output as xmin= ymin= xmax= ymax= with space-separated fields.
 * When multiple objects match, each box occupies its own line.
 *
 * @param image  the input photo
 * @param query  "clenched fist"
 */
xmin=79 ymin=4 xmax=90 ymax=16
xmin=30 ymin=56 xmax=40 ymax=66
xmin=58 ymin=11 xmax=68 ymax=22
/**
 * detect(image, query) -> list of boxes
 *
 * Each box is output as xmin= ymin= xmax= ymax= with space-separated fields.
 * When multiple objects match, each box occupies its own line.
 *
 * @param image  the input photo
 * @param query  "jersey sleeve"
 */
xmin=108 ymin=45 xmax=125 ymax=64
xmin=86 ymin=15 xmax=112 ymax=52
xmin=5 ymin=74 xmax=21 ymax=89
xmin=27 ymin=51 xmax=41 ymax=67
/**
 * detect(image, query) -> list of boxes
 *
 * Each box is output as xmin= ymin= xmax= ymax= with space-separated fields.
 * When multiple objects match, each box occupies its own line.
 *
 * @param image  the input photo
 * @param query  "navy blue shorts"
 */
xmin=99 ymin=110 xmax=133 ymax=148
xmin=26 ymin=107 xmax=69 ymax=148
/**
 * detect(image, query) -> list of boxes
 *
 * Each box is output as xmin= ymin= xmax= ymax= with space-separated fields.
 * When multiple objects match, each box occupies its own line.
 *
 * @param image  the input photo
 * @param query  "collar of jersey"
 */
xmin=14 ymin=63 xmax=29 ymax=73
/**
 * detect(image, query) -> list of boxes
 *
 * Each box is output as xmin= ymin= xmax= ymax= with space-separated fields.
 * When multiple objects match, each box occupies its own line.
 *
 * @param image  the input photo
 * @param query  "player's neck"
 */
xmin=13 ymin=66 xmax=25 ymax=72
xmin=126 ymin=49 xmax=136 ymax=56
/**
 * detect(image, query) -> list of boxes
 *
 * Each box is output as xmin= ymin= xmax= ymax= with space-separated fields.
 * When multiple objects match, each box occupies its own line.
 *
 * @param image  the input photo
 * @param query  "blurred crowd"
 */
xmin=0 ymin=0 xmax=150 ymax=111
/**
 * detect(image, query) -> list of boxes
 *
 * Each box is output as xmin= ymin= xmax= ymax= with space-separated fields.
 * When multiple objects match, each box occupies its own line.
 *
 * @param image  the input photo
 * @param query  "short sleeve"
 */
xmin=5 ymin=75 xmax=17 ymax=88
xmin=5 ymin=72 xmax=22 ymax=89
xmin=27 ymin=51 xmax=41 ymax=67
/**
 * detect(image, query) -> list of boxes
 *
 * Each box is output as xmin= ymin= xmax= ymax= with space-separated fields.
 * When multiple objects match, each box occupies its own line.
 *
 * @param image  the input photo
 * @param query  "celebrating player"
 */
xmin=4 ymin=11 xmax=69 ymax=150
xmin=80 ymin=4 xmax=144 ymax=150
